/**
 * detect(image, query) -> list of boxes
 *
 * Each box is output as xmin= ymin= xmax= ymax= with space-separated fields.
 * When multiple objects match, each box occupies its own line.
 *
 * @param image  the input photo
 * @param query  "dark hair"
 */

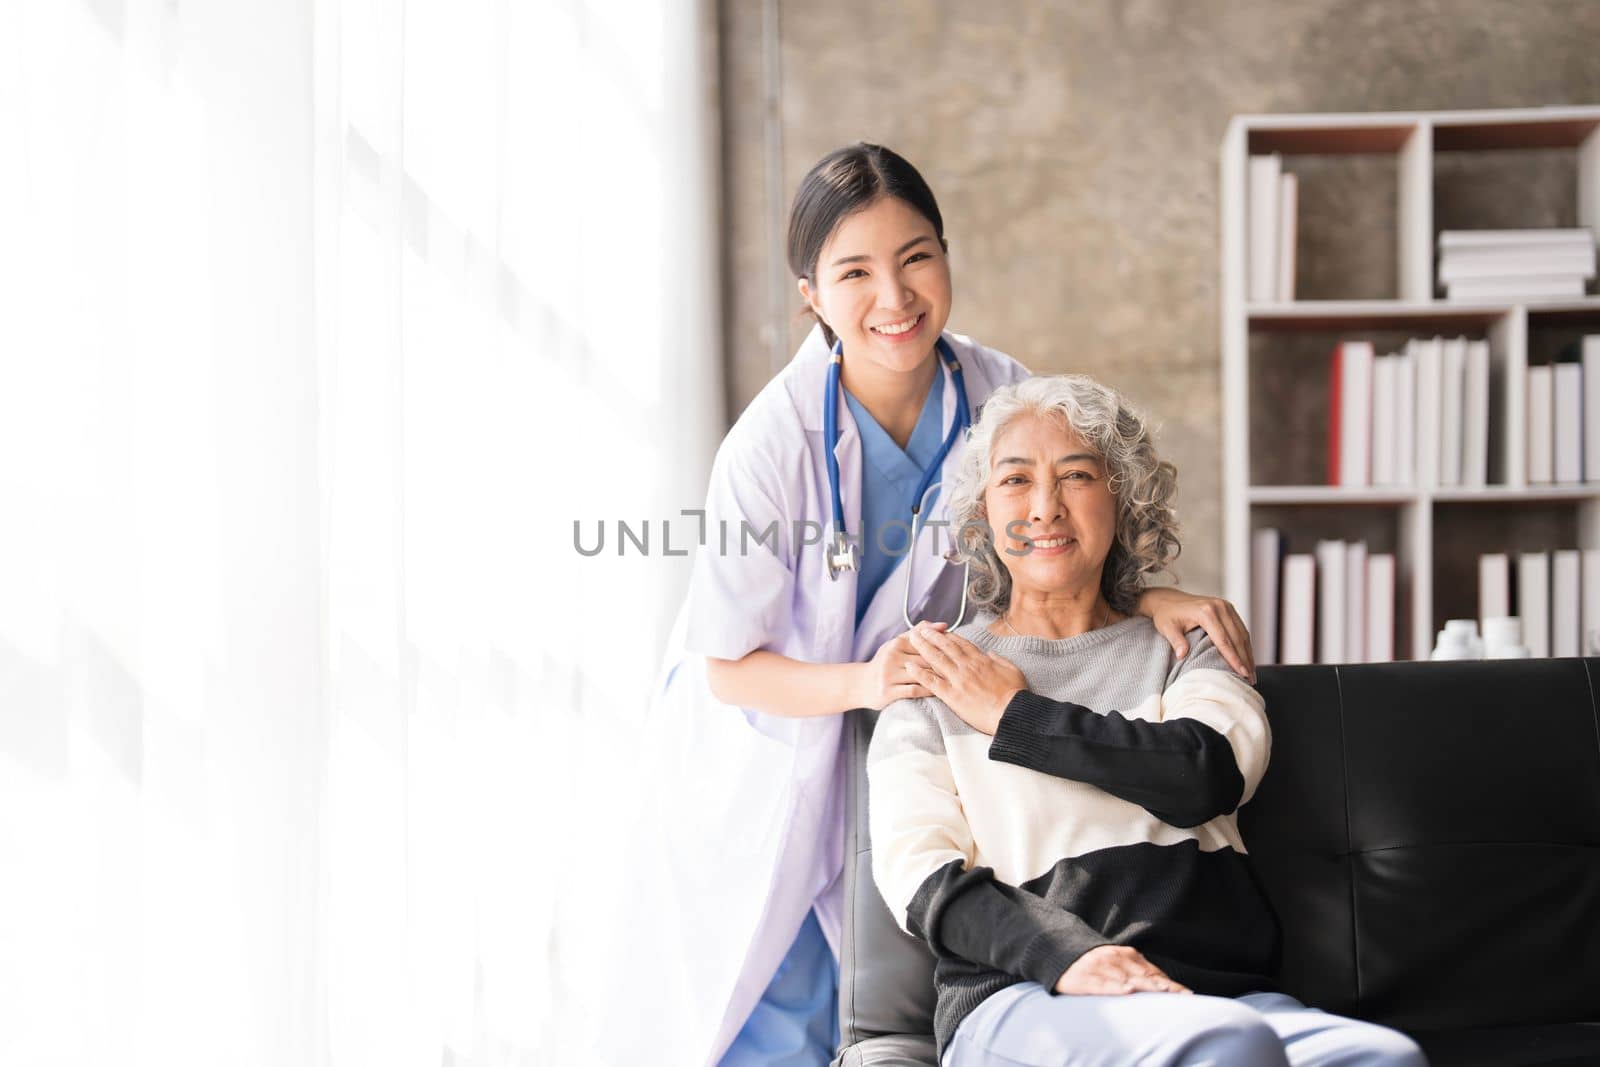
xmin=786 ymin=143 xmax=946 ymax=348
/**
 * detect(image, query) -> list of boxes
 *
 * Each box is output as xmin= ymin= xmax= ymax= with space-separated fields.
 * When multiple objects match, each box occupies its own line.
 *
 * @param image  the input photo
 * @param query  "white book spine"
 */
xmin=1251 ymin=528 xmax=1282 ymax=666
xmin=1276 ymin=173 xmax=1298 ymax=302
xmin=1366 ymin=553 xmax=1395 ymax=663
xmin=1449 ymin=276 xmax=1587 ymax=300
xmin=1585 ymin=337 xmax=1600 ymax=484
xmin=1555 ymin=363 xmax=1583 ymax=483
xmin=1583 ymin=549 xmax=1600 ymax=656
xmin=1439 ymin=228 xmax=1595 ymax=250
xmin=1552 ymin=549 xmax=1581 ymax=657
xmin=1478 ymin=553 xmax=1511 ymax=621
xmin=1439 ymin=337 xmax=1467 ymax=487
xmin=1248 ymin=155 xmax=1281 ymax=304
xmin=1462 ymin=340 xmax=1490 ymax=487
xmin=1316 ymin=540 xmax=1347 ymax=664
xmin=1413 ymin=338 xmax=1442 ymax=489
xmin=1396 ymin=351 xmax=1416 ymax=486
xmin=1438 ymin=247 xmax=1597 ymax=281
xmin=1518 ymin=551 xmax=1551 ymax=657
xmin=1344 ymin=541 xmax=1367 ymax=663
xmin=1527 ymin=365 xmax=1554 ymax=485
xmin=1341 ymin=342 xmax=1374 ymax=488
xmin=1280 ymin=555 xmax=1316 ymax=666
xmin=1371 ymin=355 xmax=1396 ymax=486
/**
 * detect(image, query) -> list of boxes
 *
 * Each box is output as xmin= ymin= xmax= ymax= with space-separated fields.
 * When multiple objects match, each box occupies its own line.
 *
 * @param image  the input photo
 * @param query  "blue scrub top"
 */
xmin=843 ymin=374 xmax=945 ymax=627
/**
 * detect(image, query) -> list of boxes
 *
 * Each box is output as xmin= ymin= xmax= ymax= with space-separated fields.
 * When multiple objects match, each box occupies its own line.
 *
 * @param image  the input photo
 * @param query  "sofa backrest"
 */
xmin=837 ymin=658 xmax=1600 ymax=1049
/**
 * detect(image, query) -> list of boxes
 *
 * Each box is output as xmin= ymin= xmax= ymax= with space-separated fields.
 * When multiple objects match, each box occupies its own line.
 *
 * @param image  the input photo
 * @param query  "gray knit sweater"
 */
xmin=867 ymin=613 xmax=1280 ymax=1058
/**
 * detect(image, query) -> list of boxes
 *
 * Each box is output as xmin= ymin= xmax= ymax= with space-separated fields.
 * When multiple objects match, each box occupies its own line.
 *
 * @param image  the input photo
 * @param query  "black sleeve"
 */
xmin=987 ymin=690 xmax=1245 ymax=828
xmin=907 ymin=857 xmax=1111 ymax=991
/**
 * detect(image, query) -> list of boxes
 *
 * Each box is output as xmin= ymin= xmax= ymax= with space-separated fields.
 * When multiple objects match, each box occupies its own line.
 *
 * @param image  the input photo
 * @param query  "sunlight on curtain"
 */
xmin=1 ymin=2 xmax=324 ymax=1064
xmin=319 ymin=0 xmax=721 ymax=1063
xmin=0 ymin=0 xmax=720 ymax=1063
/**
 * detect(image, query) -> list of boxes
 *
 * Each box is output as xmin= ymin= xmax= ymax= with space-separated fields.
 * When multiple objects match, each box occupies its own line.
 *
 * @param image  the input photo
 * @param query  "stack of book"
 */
xmin=1326 ymin=336 xmax=1489 ymax=488
xmin=1252 ymin=531 xmax=1395 ymax=665
xmin=1247 ymin=154 xmax=1298 ymax=303
xmin=1526 ymin=335 xmax=1600 ymax=484
xmin=1479 ymin=550 xmax=1600 ymax=657
xmin=1439 ymin=229 xmax=1596 ymax=303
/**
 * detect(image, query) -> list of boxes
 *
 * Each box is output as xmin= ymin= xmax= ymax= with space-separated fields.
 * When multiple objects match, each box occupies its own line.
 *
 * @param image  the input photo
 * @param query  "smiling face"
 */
xmin=797 ymin=195 xmax=952 ymax=375
xmin=983 ymin=414 xmax=1118 ymax=602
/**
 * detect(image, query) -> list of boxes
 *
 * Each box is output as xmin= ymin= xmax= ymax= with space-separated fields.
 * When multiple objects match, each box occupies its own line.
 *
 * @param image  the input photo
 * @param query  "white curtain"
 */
xmin=0 ymin=1 xmax=721 ymax=1063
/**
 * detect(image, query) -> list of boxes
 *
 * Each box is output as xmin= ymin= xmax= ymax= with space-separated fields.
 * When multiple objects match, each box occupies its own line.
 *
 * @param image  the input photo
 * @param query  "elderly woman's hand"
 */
xmin=904 ymin=623 xmax=1027 ymax=735
xmin=1056 ymin=945 xmax=1192 ymax=996
xmin=1137 ymin=587 xmax=1256 ymax=683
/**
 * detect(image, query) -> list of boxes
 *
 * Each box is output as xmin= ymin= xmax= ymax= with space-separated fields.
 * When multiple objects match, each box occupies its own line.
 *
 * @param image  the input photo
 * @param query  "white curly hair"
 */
xmin=947 ymin=374 xmax=1181 ymax=615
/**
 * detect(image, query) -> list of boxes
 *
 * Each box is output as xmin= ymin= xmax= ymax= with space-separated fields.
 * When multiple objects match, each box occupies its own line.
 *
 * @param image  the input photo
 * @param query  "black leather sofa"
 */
xmin=834 ymin=658 xmax=1600 ymax=1067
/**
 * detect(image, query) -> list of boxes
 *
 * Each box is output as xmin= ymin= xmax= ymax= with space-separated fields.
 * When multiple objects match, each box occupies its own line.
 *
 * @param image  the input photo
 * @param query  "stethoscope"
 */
xmin=822 ymin=335 xmax=972 ymax=628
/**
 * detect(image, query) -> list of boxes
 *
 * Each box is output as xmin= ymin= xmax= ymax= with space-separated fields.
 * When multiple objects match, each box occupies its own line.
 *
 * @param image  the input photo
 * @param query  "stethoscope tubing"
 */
xmin=823 ymin=335 xmax=972 ymax=627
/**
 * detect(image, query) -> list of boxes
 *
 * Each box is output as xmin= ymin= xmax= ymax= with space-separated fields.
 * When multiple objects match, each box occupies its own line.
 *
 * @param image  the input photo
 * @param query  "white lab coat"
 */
xmin=600 ymin=326 xmax=1028 ymax=1066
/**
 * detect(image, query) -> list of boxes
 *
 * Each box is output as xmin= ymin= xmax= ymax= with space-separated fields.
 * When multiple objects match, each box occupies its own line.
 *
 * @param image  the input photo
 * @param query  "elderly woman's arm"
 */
xmin=868 ymin=698 xmax=1112 ymax=988
xmin=910 ymin=627 xmax=1269 ymax=829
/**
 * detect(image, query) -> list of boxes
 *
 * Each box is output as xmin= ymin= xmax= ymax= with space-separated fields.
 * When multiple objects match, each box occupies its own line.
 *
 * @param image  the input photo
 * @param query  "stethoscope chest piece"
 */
xmin=825 ymin=531 xmax=859 ymax=581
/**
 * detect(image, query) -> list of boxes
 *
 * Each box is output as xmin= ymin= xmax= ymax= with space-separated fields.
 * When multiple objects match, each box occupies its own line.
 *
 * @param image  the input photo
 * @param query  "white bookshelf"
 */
xmin=1221 ymin=105 xmax=1600 ymax=661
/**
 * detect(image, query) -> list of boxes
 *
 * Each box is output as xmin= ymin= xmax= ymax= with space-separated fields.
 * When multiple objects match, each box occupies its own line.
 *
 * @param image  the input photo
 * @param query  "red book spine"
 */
xmin=1327 ymin=343 xmax=1344 ymax=485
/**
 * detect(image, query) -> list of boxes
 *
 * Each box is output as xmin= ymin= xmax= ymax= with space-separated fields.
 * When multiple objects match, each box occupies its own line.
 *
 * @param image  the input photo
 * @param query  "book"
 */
xmin=1518 ymin=551 xmax=1550 ymax=657
xmin=1527 ymin=364 xmax=1554 ymax=484
xmin=1371 ymin=354 xmax=1397 ymax=486
xmin=1462 ymin=339 xmax=1490 ymax=487
xmin=1439 ymin=337 xmax=1467 ymax=486
xmin=1248 ymin=155 xmax=1281 ymax=304
xmin=1316 ymin=540 xmax=1346 ymax=664
xmin=1412 ymin=337 xmax=1443 ymax=489
xmin=1327 ymin=341 xmax=1374 ymax=487
xmin=1345 ymin=541 xmax=1367 ymax=663
xmin=1280 ymin=554 xmax=1316 ymax=665
xmin=1251 ymin=528 xmax=1284 ymax=666
xmin=1366 ymin=553 xmax=1395 ymax=663
xmin=1438 ymin=248 xmax=1597 ymax=282
xmin=1439 ymin=228 xmax=1595 ymax=251
xmin=1276 ymin=173 xmax=1298 ymax=302
xmin=1395 ymin=349 xmax=1416 ymax=486
xmin=1554 ymin=362 xmax=1583 ymax=483
xmin=1584 ymin=549 xmax=1600 ymax=656
xmin=1552 ymin=549 xmax=1581 ymax=657
xmin=1479 ymin=553 xmax=1511 ymax=621
xmin=1586 ymin=337 xmax=1600 ymax=484
xmin=1280 ymin=556 xmax=1318 ymax=662
xmin=1449 ymin=276 xmax=1587 ymax=301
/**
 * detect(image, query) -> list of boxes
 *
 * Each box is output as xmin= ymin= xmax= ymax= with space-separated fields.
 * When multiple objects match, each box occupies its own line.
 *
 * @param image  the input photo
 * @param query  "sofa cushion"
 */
xmin=1245 ymin=660 xmax=1600 ymax=1033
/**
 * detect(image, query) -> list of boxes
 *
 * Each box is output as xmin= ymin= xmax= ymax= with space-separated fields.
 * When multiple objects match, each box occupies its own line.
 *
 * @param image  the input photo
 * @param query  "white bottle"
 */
xmin=1482 ymin=616 xmax=1531 ymax=660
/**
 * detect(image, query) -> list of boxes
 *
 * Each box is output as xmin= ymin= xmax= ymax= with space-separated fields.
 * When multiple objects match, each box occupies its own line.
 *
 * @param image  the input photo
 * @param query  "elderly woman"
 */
xmin=868 ymin=376 xmax=1425 ymax=1067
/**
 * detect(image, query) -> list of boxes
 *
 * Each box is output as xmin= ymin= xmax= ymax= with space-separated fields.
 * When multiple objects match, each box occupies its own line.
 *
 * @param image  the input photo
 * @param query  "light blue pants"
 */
xmin=944 ymin=984 xmax=1426 ymax=1067
xmin=719 ymin=908 xmax=840 ymax=1067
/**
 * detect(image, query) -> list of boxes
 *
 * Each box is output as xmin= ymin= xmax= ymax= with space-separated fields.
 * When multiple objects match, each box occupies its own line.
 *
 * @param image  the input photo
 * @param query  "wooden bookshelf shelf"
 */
xmin=1249 ymin=486 xmax=1600 ymax=505
xmin=1430 ymin=486 xmax=1600 ymax=503
xmin=1248 ymin=487 xmax=1417 ymax=505
xmin=1222 ymin=104 xmax=1600 ymax=663
xmin=1247 ymin=301 xmax=1507 ymax=332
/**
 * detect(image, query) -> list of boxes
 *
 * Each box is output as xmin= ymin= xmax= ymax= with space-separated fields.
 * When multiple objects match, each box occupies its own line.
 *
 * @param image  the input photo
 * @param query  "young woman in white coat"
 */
xmin=616 ymin=144 xmax=1256 ymax=1067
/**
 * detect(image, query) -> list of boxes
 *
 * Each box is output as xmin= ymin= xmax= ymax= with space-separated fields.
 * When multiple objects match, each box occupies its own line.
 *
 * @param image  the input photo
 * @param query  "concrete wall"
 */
xmin=718 ymin=0 xmax=1600 ymax=596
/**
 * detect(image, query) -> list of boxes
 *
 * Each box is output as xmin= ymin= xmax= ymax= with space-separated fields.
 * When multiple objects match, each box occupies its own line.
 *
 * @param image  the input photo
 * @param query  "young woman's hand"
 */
xmin=1136 ymin=587 xmax=1256 ymax=683
xmin=858 ymin=625 xmax=942 ymax=709
xmin=1056 ymin=945 xmax=1192 ymax=996
xmin=903 ymin=623 xmax=1027 ymax=735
